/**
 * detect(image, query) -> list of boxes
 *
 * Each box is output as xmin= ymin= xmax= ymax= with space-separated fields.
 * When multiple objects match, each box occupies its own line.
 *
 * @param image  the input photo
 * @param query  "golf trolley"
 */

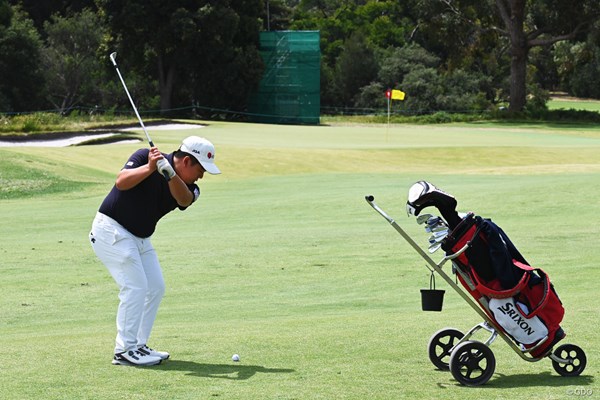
xmin=365 ymin=183 xmax=587 ymax=386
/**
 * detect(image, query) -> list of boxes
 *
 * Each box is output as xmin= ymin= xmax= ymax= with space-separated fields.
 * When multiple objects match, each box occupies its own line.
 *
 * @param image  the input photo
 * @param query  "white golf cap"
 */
xmin=180 ymin=136 xmax=221 ymax=175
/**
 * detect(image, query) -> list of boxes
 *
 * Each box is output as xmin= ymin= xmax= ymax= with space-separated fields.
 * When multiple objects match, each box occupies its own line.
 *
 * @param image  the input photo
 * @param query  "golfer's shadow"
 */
xmin=158 ymin=360 xmax=295 ymax=380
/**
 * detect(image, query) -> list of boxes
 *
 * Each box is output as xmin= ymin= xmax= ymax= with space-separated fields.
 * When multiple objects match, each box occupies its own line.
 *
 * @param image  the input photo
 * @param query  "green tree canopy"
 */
xmin=42 ymin=9 xmax=105 ymax=114
xmin=8 ymin=0 xmax=97 ymax=31
xmin=98 ymin=0 xmax=264 ymax=115
xmin=417 ymin=0 xmax=600 ymax=111
xmin=0 ymin=4 xmax=45 ymax=112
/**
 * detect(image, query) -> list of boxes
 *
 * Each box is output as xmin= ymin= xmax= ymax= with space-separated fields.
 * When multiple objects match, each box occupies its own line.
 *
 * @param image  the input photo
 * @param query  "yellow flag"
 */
xmin=391 ymin=89 xmax=405 ymax=101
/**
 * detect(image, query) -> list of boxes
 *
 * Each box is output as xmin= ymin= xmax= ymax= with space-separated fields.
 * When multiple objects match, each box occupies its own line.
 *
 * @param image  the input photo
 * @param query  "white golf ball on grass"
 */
xmin=232 ymin=354 xmax=240 ymax=362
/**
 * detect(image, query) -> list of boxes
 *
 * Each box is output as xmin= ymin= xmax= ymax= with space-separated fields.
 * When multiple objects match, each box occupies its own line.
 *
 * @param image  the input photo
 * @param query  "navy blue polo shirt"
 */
xmin=98 ymin=148 xmax=199 ymax=238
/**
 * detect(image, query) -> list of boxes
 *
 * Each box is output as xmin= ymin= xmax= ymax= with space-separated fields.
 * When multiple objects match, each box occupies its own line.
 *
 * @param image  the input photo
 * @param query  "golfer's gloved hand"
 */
xmin=157 ymin=158 xmax=176 ymax=181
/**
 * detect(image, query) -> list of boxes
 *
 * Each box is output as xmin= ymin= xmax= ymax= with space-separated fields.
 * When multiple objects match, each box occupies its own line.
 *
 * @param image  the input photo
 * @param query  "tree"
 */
xmin=7 ymin=0 xmax=97 ymax=31
xmin=182 ymin=2 xmax=264 ymax=115
xmin=0 ymin=0 xmax=12 ymax=110
xmin=378 ymin=44 xmax=440 ymax=89
xmin=561 ymin=42 xmax=600 ymax=98
xmin=0 ymin=3 xmax=46 ymax=112
xmin=292 ymin=0 xmax=411 ymax=65
xmin=400 ymin=67 xmax=443 ymax=113
xmin=495 ymin=0 xmax=599 ymax=110
xmin=98 ymin=0 xmax=264 ymax=115
xmin=335 ymin=31 xmax=378 ymax=107
xmin=354 ymin=81 xmax=386 ymax=110
xmin=41 ymin=9 xmax=105 ymax=114
xmin=429 ymin=0 xmax=600 ymax=111
xmin=291 ymin=0 xmax=414 ymax=110
xmin=262 ymin=0 xmax=292 ymax=31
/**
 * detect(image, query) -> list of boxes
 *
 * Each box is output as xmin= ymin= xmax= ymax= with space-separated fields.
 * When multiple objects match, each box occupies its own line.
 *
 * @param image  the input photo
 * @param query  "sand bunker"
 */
xmin=0 ymin=123 xmax=205 ymax=147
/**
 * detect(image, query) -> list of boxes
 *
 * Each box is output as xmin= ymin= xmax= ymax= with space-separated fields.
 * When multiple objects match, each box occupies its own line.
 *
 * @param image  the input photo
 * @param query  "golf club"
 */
xmin=426 ymin=224 xmax=448 ymax=233
xmin=426 ymin=216 xmax=446 ymax=227
xmin=109 ymin=52 xmax=154 ymax=147
xmin=416 ymin=214 xmax=434 ymax=225
xmin=428 ymin=230 xmax=448 ymax=243
xmin=428 ymin=242 xmax=442 ymax=253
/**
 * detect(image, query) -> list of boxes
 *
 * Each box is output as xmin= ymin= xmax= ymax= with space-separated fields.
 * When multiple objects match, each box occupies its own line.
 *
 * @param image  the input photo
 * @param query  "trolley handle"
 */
xmin=365 ymin=195 xmax=394 ymax=223
xmin=367 ymin=193 xmax=473 ymax=261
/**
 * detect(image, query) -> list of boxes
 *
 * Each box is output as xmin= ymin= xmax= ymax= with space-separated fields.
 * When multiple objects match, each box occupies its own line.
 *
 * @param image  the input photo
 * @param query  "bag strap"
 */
xmin=471 ymin=259 xmax=551 ymax=318
xmin=512 ymin=261 xmax=551 ymax=319
xmin=469 ymin=264 xmax=530 ymax=299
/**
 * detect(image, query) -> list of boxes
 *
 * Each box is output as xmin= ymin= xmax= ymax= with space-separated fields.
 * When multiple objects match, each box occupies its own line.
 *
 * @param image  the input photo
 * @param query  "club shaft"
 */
xmin=110 ymin=54 xmax=154 ymax=147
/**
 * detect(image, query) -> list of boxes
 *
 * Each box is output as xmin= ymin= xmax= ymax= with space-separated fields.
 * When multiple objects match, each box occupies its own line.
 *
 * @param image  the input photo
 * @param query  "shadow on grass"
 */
xmin=156 ymin=360 xmax=295 ymax=380
xmin=435 ymin=370 xmax=594 ymax=389
xmin=491 ymin=371 xmax=594 ymax=388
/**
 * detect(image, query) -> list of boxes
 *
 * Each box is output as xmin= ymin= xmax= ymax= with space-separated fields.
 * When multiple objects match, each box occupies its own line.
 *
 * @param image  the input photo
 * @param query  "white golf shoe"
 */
xmin=138 ymin=345 xmax=170 ymax=360
xmin=112 ymin=349 xmax=162 ymax=366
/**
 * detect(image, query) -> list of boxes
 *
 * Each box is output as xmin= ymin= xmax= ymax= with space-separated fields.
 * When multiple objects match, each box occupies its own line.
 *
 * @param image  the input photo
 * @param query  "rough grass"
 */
xmin=0 ymin=157 xmax=91 ymax=199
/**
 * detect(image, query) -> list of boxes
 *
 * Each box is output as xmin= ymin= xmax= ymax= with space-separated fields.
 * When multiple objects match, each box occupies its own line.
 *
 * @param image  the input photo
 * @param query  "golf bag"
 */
xmin=368 ymin=182 xmax=587 ymax=385
xmin=406 ymin=181 xmax=565 ymax=358
xmin=440 ymin=213 xmax=565 ymax=358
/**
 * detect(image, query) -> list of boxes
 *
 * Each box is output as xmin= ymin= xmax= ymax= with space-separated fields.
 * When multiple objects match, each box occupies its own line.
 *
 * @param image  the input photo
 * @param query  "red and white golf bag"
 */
xmin=441 ymin=213 xmax=565 ymax=358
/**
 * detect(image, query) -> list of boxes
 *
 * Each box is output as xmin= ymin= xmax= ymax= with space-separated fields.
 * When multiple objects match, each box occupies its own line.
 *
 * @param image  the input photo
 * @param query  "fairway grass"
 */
xmin=548 ymin=97 xmax=600 ymax=113
xmin=0 ymin=121 xmax=598 ymax=399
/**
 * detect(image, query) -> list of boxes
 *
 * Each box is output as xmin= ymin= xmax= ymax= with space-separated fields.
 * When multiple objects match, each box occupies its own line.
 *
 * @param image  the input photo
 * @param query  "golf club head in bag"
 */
xmin=406 ymin=181 xmax=461 ymax=229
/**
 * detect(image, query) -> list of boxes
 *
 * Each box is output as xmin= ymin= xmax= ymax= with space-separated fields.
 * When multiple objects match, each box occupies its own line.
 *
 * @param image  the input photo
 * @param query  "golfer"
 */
xmin=89 ymin=136 xmax=220 ymax=366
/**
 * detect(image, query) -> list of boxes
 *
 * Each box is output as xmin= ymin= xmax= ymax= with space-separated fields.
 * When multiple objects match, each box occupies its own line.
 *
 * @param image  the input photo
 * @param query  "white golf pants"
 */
xmin=90 ymin=212 xmax=165 ymax=354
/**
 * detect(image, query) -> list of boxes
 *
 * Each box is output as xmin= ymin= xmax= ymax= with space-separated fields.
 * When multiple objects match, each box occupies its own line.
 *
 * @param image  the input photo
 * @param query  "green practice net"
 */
xmin=248 ymin=31 xmax=320 ymax=125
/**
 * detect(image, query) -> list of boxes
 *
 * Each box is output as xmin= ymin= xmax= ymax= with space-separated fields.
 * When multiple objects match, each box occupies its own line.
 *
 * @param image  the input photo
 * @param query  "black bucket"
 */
xmin=421 ymin=272 xmax=445 ymax=312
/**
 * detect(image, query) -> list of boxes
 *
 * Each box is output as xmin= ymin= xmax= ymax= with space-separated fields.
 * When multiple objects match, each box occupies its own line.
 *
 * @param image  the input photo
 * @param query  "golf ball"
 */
xmin=232 ymin=354 xmax=240 ymax=362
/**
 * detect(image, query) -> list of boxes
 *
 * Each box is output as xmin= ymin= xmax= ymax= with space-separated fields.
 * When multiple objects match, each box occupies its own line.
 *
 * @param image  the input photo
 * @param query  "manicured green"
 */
xmin=0 ymin=121 xmax=598 ymax=399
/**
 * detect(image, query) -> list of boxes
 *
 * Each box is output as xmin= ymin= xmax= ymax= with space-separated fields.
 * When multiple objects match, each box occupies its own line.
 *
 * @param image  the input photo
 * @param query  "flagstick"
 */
xmin=386 ymin=97 xmax=390 ymax=142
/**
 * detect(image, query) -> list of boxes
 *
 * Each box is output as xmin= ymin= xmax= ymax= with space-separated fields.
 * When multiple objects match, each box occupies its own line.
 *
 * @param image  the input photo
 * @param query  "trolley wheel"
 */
xmin=552 ymin=344 xmax=587 ymax=377
xmin=449 ymin=341 xmax=496 ymax=386
xmin=427 ymin=328 xmax=464 ymax=370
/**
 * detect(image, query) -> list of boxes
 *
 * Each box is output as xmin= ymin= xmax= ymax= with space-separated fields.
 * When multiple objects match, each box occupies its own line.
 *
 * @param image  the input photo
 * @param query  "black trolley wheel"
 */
xmin=449 ymin=340 xmax=496 ymax=386
xmin=427 ymin=328 xmax=464 ymax=370
xmin=552 ymin=344 xmax=587 ymax=377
